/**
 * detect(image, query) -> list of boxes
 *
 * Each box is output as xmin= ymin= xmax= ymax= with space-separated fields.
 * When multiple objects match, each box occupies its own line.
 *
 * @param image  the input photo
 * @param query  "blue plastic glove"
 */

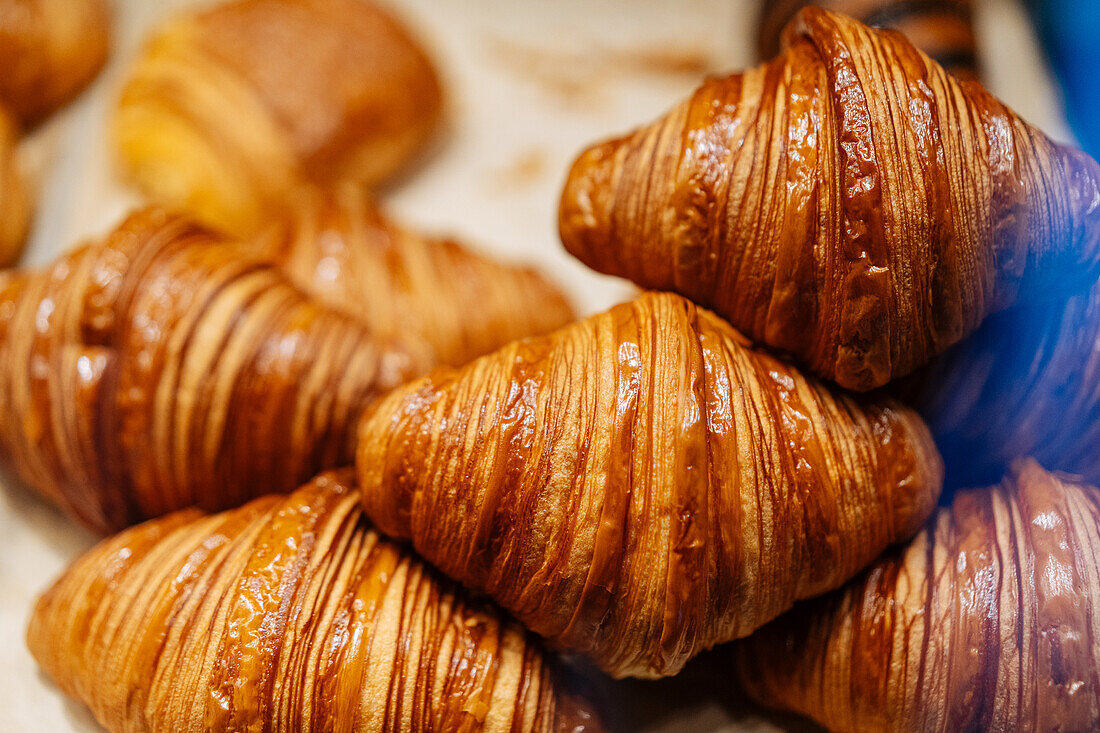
xmin=1027 ymin=0 xmax=1100 ymax=157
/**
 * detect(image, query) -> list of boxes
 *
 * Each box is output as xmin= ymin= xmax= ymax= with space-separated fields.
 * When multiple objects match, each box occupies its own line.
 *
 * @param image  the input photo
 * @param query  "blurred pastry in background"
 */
xmin=256 ymin=184 xmax=575 ymax=366
xmin=0 ymin=106 xmax=30 ymax=265
xmin=757 ymin=0 xmax=980 ymax=80
xmin=114 ymin=0 xmax=444 ymax=238
xmin=0 ymin=0 xmax=110 ymax=124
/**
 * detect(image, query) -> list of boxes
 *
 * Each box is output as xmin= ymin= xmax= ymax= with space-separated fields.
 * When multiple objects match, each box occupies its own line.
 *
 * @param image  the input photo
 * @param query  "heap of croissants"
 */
xmin=8 ymin=0 xmax=1100 ymax=731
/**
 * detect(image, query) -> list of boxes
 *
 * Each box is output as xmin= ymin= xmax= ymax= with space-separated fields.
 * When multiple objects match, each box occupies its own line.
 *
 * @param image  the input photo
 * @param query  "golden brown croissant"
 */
xmin=901 ymin=282 xmax=1100 ymax=489
xmin=0 ymin=0 xmax=110 ymax=123
xmin=28 ymin=470 xmax=603 ymax=733
xmin=114 ymin=0 xmax=442 ymax=237
xmin=255 ymin=184 xmax=575 ymax=366
xmin=559 ymin=7 xmax=1100 ymax=391
xmin=355 ymin=291 xmax=943 ymax=679
xmin=0 ymin=106 xmax=30 ymax=265
xmin=758 ymin=0 xmax=980 ymax=81
xmin=735 ymin=459 xmax=1100 ymax=732
xmin=0 ymin=207 xmax=427 ymax=533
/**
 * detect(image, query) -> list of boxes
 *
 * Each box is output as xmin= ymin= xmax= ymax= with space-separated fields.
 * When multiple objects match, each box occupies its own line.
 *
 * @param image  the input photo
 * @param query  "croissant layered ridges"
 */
xmin=356 ymin=290 xmax=942 ymax=679
xmin=0 ymin=207 xmax=428 ymax=532
xmin=559 ymin=6 xmax=1100 ymax=391
xmin=0 ymin=0 xmax=110 ymax=123
xmin=757 ymin=0 xmax=980 ymax=80
xmin=27 ymin=470 xmax=603 ymax=733
xmin=735 ymin=459 xmax=1100 ymax=732
xmin=114 ymin=0 xmax=443 ymax=237
xmin=261 ymin=185 xmax=576 ymax=366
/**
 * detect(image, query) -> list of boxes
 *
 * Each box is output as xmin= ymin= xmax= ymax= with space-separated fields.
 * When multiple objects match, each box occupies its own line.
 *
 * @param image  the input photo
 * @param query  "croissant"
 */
xmin=114 ymin=0 xmax=442 ymax=237
xmin=255 ymin=184 xmax=575 ymax=366
xmin=757 ymin=0 xmax=980 ymax=80
xmin=355 ymin=291 xmax=943 ymax=679
xmin=0 ymin=0 xmax=109 ymax=123
xmin=901 ymin=282 xmax=1100 ymax=489
xmin=0 ymin=106 xmax=30 ymax=265
xmin=734 ymin=459 xmax=1100 ymax=732
xmin=559 ymin=7 xmax=1100 ymax=391
xmin=0 ymin=207 xmax=428 ymax=533
xmin=28 ymin=470 xmax=603 ymax=732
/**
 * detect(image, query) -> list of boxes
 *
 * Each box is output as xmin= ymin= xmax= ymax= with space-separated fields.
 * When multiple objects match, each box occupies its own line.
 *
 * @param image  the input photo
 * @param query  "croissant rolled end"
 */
xmin=559 ymin=136 xmax=625 ymax=274
xmin=25 ymin=586 xmax=51 ymax=664
xmin=888 ymin=405 xmax=945 ymax=538
xmin=0 ymin=269 xmax=27 ymax=370
xmin=2 ymin=0 xmax=111 ymax=125
xmin=26 ymin=556 xmax=97 ymax=697
xmin=0 ymin=109 xmax=30 ymax=266
xmin=1009 ymin=145 xmax=1100 ymax=303
xmin=355 ymin=377 xmax=434 ymax=540
xmin=1066 ymin=148 xmax=1100 ymax=284
xmin=113 ymin=96 xmax=265 ymax=238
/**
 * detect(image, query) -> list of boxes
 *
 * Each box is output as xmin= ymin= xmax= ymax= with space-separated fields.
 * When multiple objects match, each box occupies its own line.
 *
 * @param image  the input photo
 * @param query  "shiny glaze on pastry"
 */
xmin=356 ymin=291 xmax=943 ymax=678
xmin=736 ymin=460 xmax=1100 ymax=732
xmin=114 ymin=0 xmax=442 ymax=237
xmin=758 ymin=0 xmax=979 ymax=80
xmin=560 ymin=7 xmax=1100 ymax=391
xmin=28 ymin=470 xmax=603 ymax=732
xmin=0 ymin=0 xmax=109 ymax=123
xmin=0 ymin=208 xmax=426 ymax=532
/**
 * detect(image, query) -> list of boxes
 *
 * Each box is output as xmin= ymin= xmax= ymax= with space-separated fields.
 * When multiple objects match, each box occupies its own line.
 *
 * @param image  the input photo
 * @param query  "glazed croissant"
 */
xmin=0 ymin=106 xmax=30 ymax=265
xmin=735 ymin=459 xmax=1100 ymax=732
xmin=28 ymin=470 xmax=603 ymax=733
xmin=0 ymin=0 xmax=110 ymax=123
xmin=355 ymin=291 xmax=943 ymax=679
xmin=115 ymin=0 xmax=442 ymax=237
xmin=758 ymin=0 xmax=980 ymax=80
xmin=559 ymin=7 xmax=1100 ymax=391
xmin=0 ymin=207 xmax=427 ymax=533
xmin=256 ymin=184 xmax=575 ymax=366
xmin=902 ymin=282 xmax=1100 ymax=489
